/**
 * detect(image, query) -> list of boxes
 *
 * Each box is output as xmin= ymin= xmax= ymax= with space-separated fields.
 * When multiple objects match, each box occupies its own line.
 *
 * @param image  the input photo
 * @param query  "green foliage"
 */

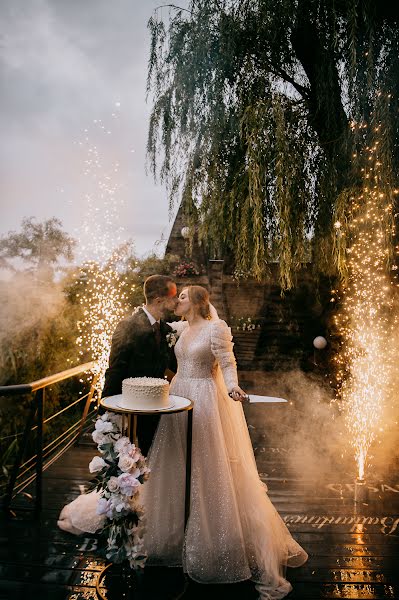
xmin=0 ymin=278 xmax=80 ymax=387
xmin=0 ymin=271 xmax=85 ymax=491
xmin=122 ymin=253 xmax=180 ymax=308
xmin=147 ymin=0 xmax=399 ymax=288
xmin=0 ymin=217 xmax=81 ymax=488
xmin=0 ymin=220 xmax=180 ymax=491
xmin=0 ymin=217 xmax=76 ymax=279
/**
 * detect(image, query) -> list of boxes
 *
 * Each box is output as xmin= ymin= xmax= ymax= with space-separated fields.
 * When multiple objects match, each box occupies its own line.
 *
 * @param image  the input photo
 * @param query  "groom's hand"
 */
xmin=164 ymin=368 xmax=175 ymax=382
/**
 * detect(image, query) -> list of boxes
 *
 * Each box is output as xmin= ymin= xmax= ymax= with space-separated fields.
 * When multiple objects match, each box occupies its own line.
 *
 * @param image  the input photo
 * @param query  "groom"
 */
xmin=102 ymin=274 xmax=178 ymax=455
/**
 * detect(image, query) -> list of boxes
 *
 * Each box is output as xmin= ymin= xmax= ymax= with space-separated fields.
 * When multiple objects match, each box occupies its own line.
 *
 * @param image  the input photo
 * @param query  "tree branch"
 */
xmin=291 ymin=0 xmax=350 ymax=175
xmin=155 ymin=4 xmax=192 ymax=14
xmin=270 ymin=65 xmax=309 ymax=99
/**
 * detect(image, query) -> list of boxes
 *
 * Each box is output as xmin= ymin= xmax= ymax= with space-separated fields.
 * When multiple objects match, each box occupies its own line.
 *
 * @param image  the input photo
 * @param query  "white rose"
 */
xmin=114 ymin=437 xmax=132 ymax=455
xmin=89 ymin=456 xmax=107 ymax=473
xmin=92 ymin=430 xmax=108 ymax=445
xmin=118 ymin=455 xmax=137 ymax=472
xmin=108 ymin=476 xmax=120 ymax=492
xmin=112 ymin=494 xmax=130 ymax=513
xmin=96 ymin=497 xmax=111 ymax=516
xmin=109 ymin=414 xmax=123 ymax=428
xmin=95 ymin=419 xmax=114 ymax=433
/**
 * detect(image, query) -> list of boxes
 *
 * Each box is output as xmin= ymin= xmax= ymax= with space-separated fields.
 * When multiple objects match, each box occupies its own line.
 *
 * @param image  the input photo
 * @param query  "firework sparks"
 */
xmin=76 ymin=105 xmax=125 ymax=264
xmin=334 ymin=115 xmax=398 ymax=480
xmin=76 ymin=255 xmax=130 ymax=393
xmin=74 ymin=106 xmax=133 ymax=393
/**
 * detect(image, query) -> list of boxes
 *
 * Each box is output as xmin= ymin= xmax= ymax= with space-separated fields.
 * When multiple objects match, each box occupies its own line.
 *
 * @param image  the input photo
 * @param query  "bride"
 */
xmin=58 ymin=285 xmax=307 ymax=598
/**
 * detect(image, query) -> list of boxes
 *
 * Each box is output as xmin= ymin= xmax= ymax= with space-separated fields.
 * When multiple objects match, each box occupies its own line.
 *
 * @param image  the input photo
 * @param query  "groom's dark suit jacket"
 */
xmin=102 ymin=308 xmax=176 ymax=455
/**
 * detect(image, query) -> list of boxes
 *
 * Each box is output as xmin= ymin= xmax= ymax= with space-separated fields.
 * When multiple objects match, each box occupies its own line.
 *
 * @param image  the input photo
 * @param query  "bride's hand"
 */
xmin=229 ymin=386 xmax=248 ymax=402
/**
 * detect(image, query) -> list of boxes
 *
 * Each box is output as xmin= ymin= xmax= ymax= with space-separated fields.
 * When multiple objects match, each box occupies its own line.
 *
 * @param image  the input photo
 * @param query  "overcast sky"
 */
xmin=0 ymin=0 xmax=182 ymax=261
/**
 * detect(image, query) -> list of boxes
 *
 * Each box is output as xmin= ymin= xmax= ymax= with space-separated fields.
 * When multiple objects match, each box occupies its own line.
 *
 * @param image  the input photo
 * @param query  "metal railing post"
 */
xmin=76 ymin=374 xmax=99 ymax=443
xmin=3 ymin=401 xmax=36 ymax=512
xmin=35 ymin=388 xmax=44 ymax=515
xmin=0 ymin=361 xmax=95 ymax=514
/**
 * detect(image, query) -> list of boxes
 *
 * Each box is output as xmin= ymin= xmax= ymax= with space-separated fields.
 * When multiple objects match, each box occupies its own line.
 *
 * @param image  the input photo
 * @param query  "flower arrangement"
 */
xmin=166 ymin=330 xmax=178 ymax=347
xmin=232 ymin=316 xmax=262 ymax=332
xmin=172 ymin=261 xmax=200 ymax=277
xmin=232 ymin=267 xmax=250 ymax=281
xmin=89 ymin=412 xmax=150 ymax=569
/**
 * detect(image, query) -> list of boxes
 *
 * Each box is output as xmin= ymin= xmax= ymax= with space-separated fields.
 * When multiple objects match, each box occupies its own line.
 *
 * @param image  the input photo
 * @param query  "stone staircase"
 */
xmin=252 ymin=285 xmax=308 ymax=371
xmin=224 ymin=281 xmax=326 ymax=372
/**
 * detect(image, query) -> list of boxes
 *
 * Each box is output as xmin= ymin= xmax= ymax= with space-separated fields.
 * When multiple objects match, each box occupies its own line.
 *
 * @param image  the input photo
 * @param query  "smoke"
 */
xmin=242 ymin=370 xmax=358 ymax=484
xmin=0 ymin=273 xmax=66 ymax=384
xmin=242 ymin=364 xmax=399 ymax=488
xmin=368 ymin=322 xmax=399 ymax=480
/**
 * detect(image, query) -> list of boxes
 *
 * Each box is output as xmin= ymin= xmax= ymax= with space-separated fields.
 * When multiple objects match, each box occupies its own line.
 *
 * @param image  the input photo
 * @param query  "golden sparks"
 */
xmin=76 ymin=255 xmax=129 ymax=393
xmin=334 ymin=115 xmax=398 ymax=480
xmin=74 ymin=110 xmax=131 ymax=393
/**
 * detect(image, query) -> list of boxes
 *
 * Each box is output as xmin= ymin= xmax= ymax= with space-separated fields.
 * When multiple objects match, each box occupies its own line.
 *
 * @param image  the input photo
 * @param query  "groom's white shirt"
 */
xmin=142 ymin=305 xmax=159 ymax=326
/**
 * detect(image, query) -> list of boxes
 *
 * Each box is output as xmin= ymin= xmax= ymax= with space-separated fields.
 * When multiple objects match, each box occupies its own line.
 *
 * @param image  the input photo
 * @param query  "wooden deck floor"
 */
xmin=1 ymin=402 xmax=399 ymax=600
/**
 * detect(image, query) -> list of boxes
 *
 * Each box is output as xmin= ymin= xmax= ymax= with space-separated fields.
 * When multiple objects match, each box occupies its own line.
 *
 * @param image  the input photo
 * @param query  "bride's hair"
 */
xmin=187 ymin=286 xmax=211 ymax=319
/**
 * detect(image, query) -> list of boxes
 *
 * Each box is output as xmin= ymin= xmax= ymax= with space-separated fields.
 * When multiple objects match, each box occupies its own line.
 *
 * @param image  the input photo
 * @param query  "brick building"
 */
xmin=166 ymin=202 xmax=332 ymax=372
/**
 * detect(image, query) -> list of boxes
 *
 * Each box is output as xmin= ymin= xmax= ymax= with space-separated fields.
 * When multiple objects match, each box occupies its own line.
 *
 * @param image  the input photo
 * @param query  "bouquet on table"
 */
xmin=89 ymin=412 xmax=150 ymax=569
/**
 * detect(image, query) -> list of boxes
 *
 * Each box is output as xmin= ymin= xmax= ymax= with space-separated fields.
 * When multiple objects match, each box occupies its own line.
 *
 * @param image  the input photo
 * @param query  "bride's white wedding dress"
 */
xmin=58 ymin=319 xmax=307 ymax=598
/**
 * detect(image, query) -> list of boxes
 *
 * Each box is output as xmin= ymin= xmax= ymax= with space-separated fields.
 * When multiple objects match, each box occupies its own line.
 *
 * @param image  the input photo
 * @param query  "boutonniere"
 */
xmin=166 ymin=330 xmax=178 ymax=348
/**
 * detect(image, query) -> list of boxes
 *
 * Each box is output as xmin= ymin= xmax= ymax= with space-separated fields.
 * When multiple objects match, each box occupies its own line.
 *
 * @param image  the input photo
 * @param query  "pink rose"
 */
xmin=128 ymin=447 xmax=141 ymax=462
xmin=117 ymin=473 xmax=141 ymax=497
xmin=118 ymin=455 xmax=137 ymax=472
xmin=107 ymin=476 xmax=119 ymax=492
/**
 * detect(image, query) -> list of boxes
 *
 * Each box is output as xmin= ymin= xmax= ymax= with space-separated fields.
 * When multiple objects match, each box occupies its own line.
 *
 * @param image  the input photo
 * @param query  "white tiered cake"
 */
xmin=120 ymin=377 xmax=170 ymax=410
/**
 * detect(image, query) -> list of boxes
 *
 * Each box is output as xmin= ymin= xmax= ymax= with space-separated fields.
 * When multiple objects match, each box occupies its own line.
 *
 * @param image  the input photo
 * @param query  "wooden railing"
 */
xmin=0 ymin=362 xmax=98 ymax=514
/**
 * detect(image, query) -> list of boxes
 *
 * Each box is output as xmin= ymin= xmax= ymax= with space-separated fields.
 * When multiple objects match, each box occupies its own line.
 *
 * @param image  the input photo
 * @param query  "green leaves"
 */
xmin=0 ymin=217 xmax=76 ymax=274
xmin=147 ymin=0 xmax=399 ymax=288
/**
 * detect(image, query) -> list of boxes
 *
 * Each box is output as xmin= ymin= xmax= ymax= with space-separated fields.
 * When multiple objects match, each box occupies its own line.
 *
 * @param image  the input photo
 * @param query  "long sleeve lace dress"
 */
xmin=141 ymin=319 xmax=307 ymax=597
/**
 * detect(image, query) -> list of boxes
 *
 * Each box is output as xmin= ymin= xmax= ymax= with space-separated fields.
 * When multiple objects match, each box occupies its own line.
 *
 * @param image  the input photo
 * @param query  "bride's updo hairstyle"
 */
xmin=187 ymin=285 xmax=211 ymax=319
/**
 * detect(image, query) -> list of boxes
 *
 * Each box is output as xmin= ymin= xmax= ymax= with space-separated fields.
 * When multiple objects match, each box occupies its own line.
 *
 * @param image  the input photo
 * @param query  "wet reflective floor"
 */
xmin=1 ymin=400 xmax=399 ymax=599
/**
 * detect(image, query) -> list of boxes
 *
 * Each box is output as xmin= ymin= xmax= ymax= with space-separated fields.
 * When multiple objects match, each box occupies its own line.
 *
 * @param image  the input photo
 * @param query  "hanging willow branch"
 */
xmin=147 ymin=0 xmax=399 ymax=288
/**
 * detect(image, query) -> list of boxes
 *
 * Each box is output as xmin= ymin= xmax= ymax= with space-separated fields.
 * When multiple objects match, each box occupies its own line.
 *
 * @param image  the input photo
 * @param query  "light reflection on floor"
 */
xmin=328 ymin=583 xmax=396 ymax=598
xmin=67 ymin=558 xmax=108 ymax=600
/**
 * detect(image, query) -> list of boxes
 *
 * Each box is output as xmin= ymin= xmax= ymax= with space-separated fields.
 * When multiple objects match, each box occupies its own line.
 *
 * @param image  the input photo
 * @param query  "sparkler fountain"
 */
xmin=333 ymin=105 xmax=398 ymax=502
xmin=76 ymin=254 xmax=130 ymax=393
xmin=74 ymin=107 xmax=133 ymax=394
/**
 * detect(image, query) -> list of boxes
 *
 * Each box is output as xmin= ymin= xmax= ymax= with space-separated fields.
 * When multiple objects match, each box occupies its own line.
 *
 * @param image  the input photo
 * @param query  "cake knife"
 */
xmin=228 ymin=393 xmax=287 ymax=403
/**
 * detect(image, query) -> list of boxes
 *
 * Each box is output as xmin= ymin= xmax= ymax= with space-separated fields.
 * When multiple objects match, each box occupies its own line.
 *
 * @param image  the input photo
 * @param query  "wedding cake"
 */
xmin=120 ymin=377 xmax=170 ymax=410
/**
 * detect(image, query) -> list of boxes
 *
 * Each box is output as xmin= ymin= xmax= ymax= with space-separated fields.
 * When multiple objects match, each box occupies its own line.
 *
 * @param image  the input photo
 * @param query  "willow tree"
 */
xmin=147 ymin=0 xmax=399 ymax=288
xmin=0 ymin=217 xmax=76 ymax=280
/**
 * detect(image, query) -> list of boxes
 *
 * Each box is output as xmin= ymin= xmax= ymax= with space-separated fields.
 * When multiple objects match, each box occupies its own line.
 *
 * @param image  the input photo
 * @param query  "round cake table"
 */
xmin=99 ymin=394 xmax=194 ymax=527
xmin=96 ymin=394 xmax=194 ymax=600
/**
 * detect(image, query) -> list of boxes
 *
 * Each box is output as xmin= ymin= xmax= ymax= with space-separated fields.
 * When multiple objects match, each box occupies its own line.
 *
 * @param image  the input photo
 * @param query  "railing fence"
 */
xmin=0 ymin=361 xmax=97 ymax=514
